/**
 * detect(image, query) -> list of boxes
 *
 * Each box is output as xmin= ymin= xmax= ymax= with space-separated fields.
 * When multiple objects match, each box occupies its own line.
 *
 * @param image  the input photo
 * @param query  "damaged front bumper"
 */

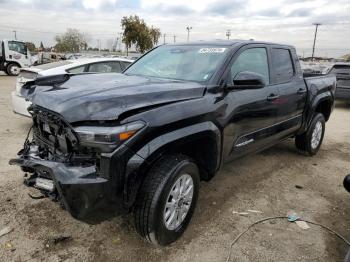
xmin=9 ymin=147 xmax=124 ymax=221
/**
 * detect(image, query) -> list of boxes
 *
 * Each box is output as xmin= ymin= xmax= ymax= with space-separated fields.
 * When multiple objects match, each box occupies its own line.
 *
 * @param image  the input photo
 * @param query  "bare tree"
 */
xmin=55 ymin=29 xmax=89 ymax=52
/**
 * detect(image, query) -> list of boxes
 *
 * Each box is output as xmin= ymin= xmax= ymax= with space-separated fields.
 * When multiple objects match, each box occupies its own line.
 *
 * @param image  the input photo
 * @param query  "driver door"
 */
xmin=221 ymin=46 xmax=281 ymax=162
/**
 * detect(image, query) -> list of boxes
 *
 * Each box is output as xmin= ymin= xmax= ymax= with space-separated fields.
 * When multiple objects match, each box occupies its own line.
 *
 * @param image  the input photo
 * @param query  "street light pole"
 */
xmin=173 ymin=35 xmax=176 ymax=43
xmin=226 ymin=29 xmax=231 ymax=40
xmin=311 ymin=23 xmax=321 ymax=60
xmin=163 ymin=34 xmax=166 ymax=44
xmin=118 ymin=32 xmax=122 ymax=53
xmin=13 ymin=30 xmax=17 ymax=40
xmin=186 ymin=26 xmax=192 ymax=42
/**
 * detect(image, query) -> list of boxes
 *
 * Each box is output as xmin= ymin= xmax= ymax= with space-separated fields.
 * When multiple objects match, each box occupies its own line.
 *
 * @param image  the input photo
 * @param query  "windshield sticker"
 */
xmin=199 ymin=48 xmax=226 ymax=54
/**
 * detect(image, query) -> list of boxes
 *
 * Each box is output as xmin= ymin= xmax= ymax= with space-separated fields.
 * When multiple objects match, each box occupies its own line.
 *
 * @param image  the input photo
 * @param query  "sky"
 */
xmin=0 ymin=0 xmax=349 ymax=57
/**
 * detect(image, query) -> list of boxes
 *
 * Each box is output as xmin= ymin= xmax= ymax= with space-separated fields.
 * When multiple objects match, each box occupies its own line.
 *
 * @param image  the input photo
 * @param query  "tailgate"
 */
xmin=336 ymin=74 xmax=350 ymax=89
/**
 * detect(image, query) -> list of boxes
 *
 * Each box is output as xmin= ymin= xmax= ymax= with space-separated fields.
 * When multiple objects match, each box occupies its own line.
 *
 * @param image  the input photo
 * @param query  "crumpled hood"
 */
xmin=27 ymin=73 xmax=206 ymax=123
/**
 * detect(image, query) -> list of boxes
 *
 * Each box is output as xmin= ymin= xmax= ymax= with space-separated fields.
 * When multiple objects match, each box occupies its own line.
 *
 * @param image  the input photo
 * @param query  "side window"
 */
xmin=231 ymin=48 xmax=269 ymax=84
xmin=8 ymin=41 xmax=27 ymax=55
xmin=88 ymin=62 xmax=111 ymax=73
xmin=87 ymin=62 xmax=122 ymax=73
xmin=271 ymin=48 xmax=294 ymax=83
xmin=67 ymin=65 xmax=85 ymax=74
xmin=106 ymin=62 xmax=123 ymax=73
xmin=120 ymin=61 xmax=132 ymax=70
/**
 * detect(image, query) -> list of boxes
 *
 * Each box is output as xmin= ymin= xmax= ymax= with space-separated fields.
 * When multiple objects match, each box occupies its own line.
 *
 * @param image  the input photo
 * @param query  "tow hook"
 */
xmin=23 ymin=173 xmax=58 ymax=201
xmin=23 ymin=173 xmax=36 ymax=187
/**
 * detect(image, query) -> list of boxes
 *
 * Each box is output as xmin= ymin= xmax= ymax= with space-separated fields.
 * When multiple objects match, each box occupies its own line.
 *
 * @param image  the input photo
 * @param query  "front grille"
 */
xmin=31 ymin=106 xmax=78 ymax=156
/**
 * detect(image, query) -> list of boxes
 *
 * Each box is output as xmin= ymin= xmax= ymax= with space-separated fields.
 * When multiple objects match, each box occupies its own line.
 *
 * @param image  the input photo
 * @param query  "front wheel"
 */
xmin=295 ymin=113 xmax=325 ymax=156
xmin=6 ymin=63 xmax=21 ymax=76
xmin=134 ymin=154 xmax=200 ymax=246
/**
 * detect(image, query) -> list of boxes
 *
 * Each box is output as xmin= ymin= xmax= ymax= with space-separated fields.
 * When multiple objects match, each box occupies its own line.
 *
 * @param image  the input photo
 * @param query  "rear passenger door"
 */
xmin=269 ymin=47 xmax=307 ymax=138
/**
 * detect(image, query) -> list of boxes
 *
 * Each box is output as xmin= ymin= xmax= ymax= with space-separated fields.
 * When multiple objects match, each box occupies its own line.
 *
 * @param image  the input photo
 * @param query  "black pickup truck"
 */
xmin=10 ymin=40 xmax=336 ymax=246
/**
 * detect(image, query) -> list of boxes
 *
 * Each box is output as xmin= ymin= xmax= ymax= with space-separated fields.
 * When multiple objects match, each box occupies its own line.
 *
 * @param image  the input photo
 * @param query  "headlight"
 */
xmin=74 ymin=121 xmax=145 ymax=152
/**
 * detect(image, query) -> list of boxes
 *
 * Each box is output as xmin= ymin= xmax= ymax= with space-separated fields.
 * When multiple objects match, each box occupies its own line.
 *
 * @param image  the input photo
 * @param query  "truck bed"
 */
xmin=304 ymin=74 xmax=337 ymax=97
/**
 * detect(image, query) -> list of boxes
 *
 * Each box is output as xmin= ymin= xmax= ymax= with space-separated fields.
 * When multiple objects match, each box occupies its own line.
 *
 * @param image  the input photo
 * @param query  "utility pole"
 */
xmin=163 ymin=34 xmax=166 ymax=44
xmin=226 ymin=29 xmax=231 ymax=40
xmin=13 ymin=30 xmax=17 ymax=40
xmin=186 ymin=26 xmax=192 ymax=42
xmin=311 ymin=23 xmax=321 ymax=61
xmin=97 ymin=39 xmax=101 ymax=52
xmin=173 ymin=35 xmax=176 ymax=43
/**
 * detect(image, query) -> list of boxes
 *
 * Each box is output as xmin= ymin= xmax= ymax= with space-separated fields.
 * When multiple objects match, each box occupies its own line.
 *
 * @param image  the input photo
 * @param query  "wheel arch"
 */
xmin=123 ymin=121 xmax=222 ymax=208
xmin=299 ymin=93 xmax=334 ymax=135
xmin=314 ymin=98 xmax=333 ymax=122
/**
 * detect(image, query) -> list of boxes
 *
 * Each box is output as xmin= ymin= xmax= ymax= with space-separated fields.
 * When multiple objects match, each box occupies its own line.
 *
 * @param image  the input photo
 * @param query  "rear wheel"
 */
xmin=134 ymin=154 xmax=200 ymax=246
xmin=295 ymin=113 xmax=325 ymax=156
xmin=6 ymin=63 xmax=20 ymax=76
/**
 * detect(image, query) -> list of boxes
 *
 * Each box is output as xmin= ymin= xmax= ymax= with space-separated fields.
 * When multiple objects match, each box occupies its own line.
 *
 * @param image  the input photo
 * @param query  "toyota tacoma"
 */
xmin=10 ymin=40 xmax=336 ymax=246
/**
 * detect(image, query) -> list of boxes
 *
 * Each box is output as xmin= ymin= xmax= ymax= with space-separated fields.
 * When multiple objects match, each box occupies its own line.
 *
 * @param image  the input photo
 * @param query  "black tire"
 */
xmin=6 ymin=63 xmax=20 ymax=76
xmin=295 ymin=113 xmax=325 ymax=156
xmin=134 ymin=154 xmax=200 ymax=246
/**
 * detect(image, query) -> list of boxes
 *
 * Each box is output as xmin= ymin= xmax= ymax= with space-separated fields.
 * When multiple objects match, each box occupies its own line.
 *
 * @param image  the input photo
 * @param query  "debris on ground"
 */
xmin=295 ymin=220 xmax=310 ymax=230
xmin=247 ymin=210 xmax=263 ymax=214
xmin=52 ymin=234 xmax=72 ymax=244
xmin=232 ymin=211 xmax=250 ymax=216
xmin=45 ymin=234 xmax=72 ymax=248
xmin=0 ymin=227 xmax=13 ymax=238
xmin=233 ymin=210 xmax=263 ymax=216
xmin=4 ymin=242 xmax=16 ymax=252
xmin=287 ymin=211 xmax=300 ymax=222
xmin=295 ymin=185 xmax=304 ymax=189
xmin=112 ymin=237 xmax=121 ymax=244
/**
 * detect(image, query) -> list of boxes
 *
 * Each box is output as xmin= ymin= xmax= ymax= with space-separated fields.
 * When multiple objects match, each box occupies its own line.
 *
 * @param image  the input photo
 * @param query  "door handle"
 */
xmin=267 ymin=94 xmax=280 ymax=101
xmin=297 ymin=88 xmax=307 ymax=95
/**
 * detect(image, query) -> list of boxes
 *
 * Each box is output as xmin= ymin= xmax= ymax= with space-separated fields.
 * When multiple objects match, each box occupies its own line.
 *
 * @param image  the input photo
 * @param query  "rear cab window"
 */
xmin=271 ymin=48 xmax=295 ymax=84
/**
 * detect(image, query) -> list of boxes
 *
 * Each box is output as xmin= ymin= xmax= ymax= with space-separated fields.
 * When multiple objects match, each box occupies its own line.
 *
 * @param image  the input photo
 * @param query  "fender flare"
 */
xmin=299 ymin=91 xmax=334 ymax=134
xmin=123 ymin=121 xmax=221 ymax=207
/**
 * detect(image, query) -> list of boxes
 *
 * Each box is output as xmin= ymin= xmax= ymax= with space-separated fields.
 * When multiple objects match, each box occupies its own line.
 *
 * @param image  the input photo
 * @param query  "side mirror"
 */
xmin=228 ymin=71 xmax=266 ymax=90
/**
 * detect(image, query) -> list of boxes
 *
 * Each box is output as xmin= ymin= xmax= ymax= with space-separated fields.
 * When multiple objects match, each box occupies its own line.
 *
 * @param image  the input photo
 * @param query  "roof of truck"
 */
xmin=165 ymin=40 xmax=294 ymax=48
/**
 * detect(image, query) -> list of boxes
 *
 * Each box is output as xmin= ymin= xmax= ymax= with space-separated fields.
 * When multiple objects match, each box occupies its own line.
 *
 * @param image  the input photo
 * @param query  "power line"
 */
xmin=0 ymin=25 xmax=119 ymax=36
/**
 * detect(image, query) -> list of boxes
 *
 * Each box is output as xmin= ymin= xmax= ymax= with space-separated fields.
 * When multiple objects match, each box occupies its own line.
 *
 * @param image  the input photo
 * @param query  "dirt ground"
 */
xmin=0 ymin=73 xmax=350 ymax=262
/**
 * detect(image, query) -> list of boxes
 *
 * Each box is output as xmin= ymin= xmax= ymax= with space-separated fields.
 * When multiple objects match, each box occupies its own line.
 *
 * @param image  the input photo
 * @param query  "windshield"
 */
xmin=125 ymin=45 xmax=230 ymax=82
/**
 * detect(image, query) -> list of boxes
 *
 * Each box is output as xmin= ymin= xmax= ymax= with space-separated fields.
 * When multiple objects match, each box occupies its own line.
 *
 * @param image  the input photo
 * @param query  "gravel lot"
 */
xmin=0 ymin=73 xmax=350 ymax=262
